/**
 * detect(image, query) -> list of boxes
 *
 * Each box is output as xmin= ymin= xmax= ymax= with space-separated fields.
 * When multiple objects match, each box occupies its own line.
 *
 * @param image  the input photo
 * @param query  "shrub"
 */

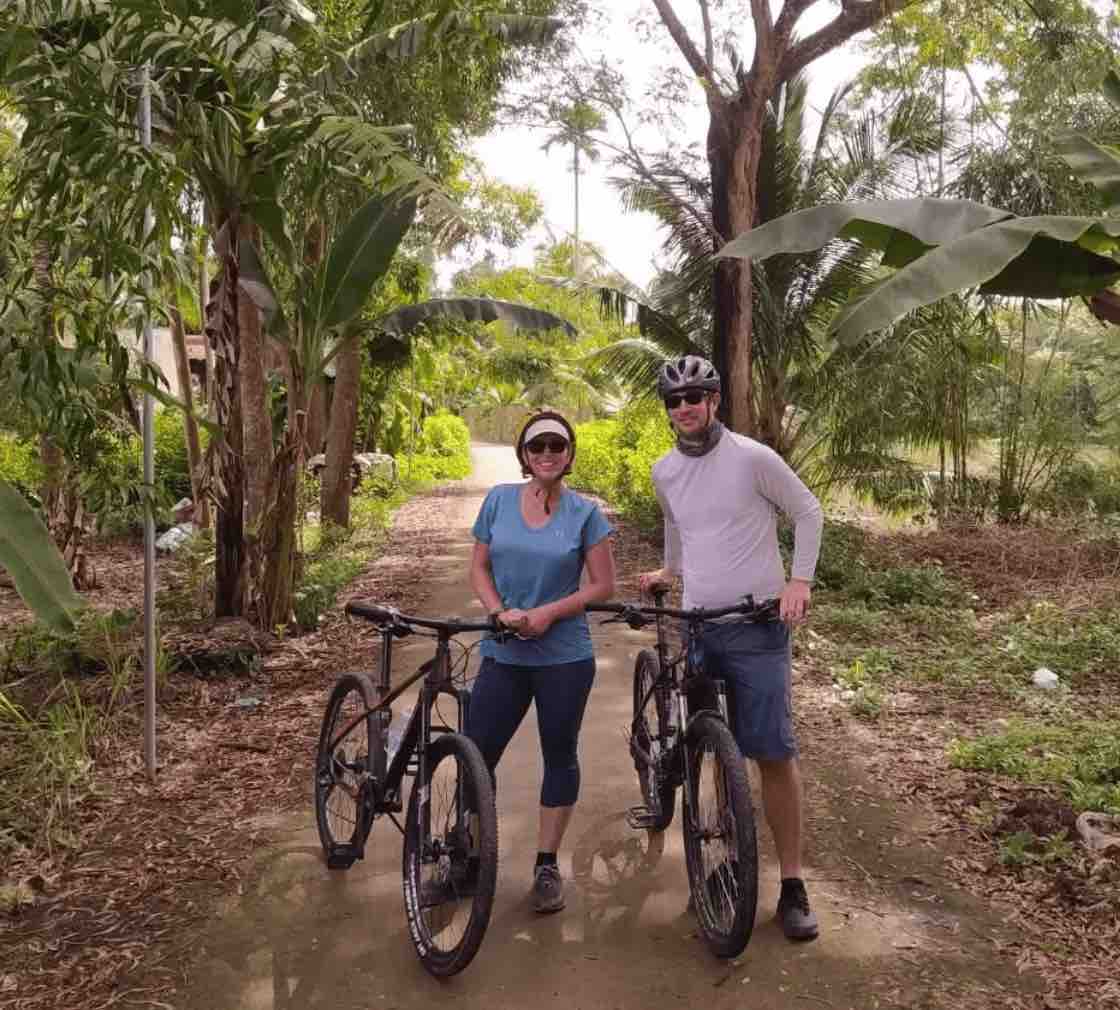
xmin=0 ymin=433 xmax=42 ymax=500
xmin=950 ymin=719 xmax=1120 ymax=814
xmin=1037 ymin=460 xmax=1120 ymax=516
xmin=407 ymin=412 xmax=471 ymax=481
xmin=154 ymin=408 xmax=207 ymax=503
xmin=570 ymin=403 xmax=672 ymax=531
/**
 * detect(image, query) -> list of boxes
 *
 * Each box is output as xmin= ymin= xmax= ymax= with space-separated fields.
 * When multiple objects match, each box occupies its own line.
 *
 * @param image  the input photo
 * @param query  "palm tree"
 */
xmin=590 ymin=78 xmax=947 ymax=461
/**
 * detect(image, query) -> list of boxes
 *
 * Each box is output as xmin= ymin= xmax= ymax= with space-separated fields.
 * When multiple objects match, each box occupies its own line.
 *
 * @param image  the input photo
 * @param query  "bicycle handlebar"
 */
xmin=345 ymin=600 xmax=501 ymax=636
xmin=587 ymin=596 xmax=781 ymax=628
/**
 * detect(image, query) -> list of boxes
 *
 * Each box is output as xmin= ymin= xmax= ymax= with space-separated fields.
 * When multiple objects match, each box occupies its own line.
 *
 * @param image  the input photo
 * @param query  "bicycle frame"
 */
xmin=592 ymin=592 xmax=780 ymax=824
xmin=328 ymin=604 xmax=496 ymax=850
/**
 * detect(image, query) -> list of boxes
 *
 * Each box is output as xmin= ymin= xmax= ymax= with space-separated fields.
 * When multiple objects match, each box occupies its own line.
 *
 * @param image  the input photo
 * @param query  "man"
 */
xmin=638 ymin=354 xmax=823 ymax=941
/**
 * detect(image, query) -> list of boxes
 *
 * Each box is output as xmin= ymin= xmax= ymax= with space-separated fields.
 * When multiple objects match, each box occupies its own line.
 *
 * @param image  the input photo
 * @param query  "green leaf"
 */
xmin=377 ymin=297 xmax=577 ymax=338
xmin=1055 ymin=132 xmax=1120 ymax=212
xmin=131 ymin=380 xmax=222 ymax=437
xmin=717 ymin=198 xmax=1013 ymax=262
xmin=0 ymin=479 xmax=84 ymax=633
xmin=831 ymin=216 xmax=1120 ymax=342
xmin=311 ymin=193 xmax=417 ymax=332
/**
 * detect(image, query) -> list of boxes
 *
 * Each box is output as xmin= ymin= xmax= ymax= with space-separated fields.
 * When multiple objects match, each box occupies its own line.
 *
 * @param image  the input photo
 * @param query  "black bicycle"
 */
xmin=589 ymin=589 xmax=781 ymax=958
xmin=314 ymin=601 xmax=503 ymax=977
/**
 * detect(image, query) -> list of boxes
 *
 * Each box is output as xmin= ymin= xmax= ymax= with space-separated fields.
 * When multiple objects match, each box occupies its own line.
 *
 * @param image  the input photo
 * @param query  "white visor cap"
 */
xmin=522 ymin=418 xmax=570 ymax=445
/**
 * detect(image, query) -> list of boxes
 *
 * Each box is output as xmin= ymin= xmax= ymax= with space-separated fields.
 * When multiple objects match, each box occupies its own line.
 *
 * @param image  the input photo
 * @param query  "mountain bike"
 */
xmin=589 ymin=589 xmax=781 ymax=958
xmin=313 ymin=601 xmax=503 ymax=977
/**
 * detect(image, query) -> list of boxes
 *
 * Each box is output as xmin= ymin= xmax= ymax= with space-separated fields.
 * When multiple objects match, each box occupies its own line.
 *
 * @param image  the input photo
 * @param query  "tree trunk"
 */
xmin=208 ymin=213 xmax=247 ymax=618
xmin=239 ymin=222 xmax=271 ymax=539
xmin=321 ymin=333 xmax=362 ymax=528
xmin=256 ymin=381 xmax=305 ymax=632
xmin=168 ymin=307 xmax=210 ymax=529
xmin=306 ymin=378 xmax=327 ymax=457
xmin=707 ymin=101 xmax=764 ymax=436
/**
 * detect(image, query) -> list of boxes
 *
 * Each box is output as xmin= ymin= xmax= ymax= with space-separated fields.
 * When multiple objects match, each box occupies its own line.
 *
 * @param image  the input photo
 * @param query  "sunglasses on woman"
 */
xmin=525 ymin=436 xmax=569 ymax=455
xmin=664 ymin=390 xmax=707 ymax=409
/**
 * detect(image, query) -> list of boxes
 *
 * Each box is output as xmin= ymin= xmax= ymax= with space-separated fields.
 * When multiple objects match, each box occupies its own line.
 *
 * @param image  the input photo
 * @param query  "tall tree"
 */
xmin=647 ymin=0 xmax=909 ymax=433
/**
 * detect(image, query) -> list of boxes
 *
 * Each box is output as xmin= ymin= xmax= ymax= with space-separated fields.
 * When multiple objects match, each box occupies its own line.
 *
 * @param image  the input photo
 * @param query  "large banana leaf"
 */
xmin=1056 ymin=131 xmax=1120 ymax=213
xmin=718 ymin=199 xmax=1120 ymax=342
xmin=308 ymin=192 xmax=417 ymax=332
xmin=378 ymin=298 xmax=577 ymax=338
xmin=0 ymin=479 xmax=83 ymax=633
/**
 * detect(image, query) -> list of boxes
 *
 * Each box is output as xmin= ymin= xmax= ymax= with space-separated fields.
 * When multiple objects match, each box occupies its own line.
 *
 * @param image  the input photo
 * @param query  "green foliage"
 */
xmin=293 ymin=477 xmax=410 ymax=632
xmin=996 ymin=602 xmax=1120 ymax=688
xmin=1037 ymin=459 xmax=1120 ymax=516
xmin=950 ymin=719 xmax=1120 ymax=814
xmin=0 ymin=479 xmax=84 ymax=633
xmin=421 ymin=412 xmax=471 ymax=469
xmin=153 ymin=408 xmax=208 ymax=504
xmin=569 ymin=403 xmax=674 ymax=530
xmin=0 ymin=433 xmax=42 ymax=500
xmin=848 ymin=564 xmax=969 ymax=608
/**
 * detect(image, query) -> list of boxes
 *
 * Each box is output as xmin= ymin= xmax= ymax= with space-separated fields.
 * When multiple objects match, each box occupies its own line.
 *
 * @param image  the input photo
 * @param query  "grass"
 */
xmin=950 ymin=719 xmax=1120 ymax=814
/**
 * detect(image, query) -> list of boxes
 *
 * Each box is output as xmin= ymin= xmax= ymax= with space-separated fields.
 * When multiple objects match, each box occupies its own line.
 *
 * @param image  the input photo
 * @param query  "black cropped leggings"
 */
xmin=465 ymin=656 xmax=596 ymax=808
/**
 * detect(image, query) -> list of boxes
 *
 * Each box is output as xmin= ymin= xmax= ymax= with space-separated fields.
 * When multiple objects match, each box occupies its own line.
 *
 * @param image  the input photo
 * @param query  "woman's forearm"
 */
xmin=470 ymin=545 xmax=503 ymax=613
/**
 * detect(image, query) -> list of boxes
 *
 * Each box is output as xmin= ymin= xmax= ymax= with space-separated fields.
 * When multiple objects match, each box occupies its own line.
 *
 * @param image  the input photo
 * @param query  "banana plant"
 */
xmin=717 ymin=198 xmax=1120 ymax=343
xmin=0 ymin=479 xmax=83 ymax=633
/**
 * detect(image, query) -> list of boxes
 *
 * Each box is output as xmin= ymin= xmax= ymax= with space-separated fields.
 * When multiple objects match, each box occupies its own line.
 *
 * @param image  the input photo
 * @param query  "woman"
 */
xmin=468 ymin=410 xmax=616 ymax=913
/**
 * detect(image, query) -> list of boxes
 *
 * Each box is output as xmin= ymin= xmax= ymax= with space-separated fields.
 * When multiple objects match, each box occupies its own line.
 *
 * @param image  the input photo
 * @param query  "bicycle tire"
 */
xmin=402 ymin=732 xmax=498 ymax=977
xmin=632 ymin=649 xmax=676 ymax=831
xmin=681 ymin=714 xmax=758 ymax=958
xmin=314 ymin=673 xmax=380 ymax=866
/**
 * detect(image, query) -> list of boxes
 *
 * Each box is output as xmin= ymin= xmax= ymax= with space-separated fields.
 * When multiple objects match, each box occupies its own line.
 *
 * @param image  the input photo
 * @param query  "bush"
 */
xmin=950 ymin=719 xmax=1120 ymax=814
xmin=154 ymin=408 xmax=207 ymax=504
xmin=0 ymin=433 xmax=42 ymax=501
xmin=570 ymin=403 xmax=673 ymax=531
xmin=1037 ymin=460 xmax=1120 ymax=516
xmin=420 ymin=412 xmax=471 ymax=478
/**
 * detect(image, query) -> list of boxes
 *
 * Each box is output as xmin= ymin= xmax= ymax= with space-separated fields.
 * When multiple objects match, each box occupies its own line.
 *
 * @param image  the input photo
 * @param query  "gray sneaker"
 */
xmin=531 ymin=863 xmax=565 ymax=913
xmin=777 ymin=878 xmax=819 ymax=941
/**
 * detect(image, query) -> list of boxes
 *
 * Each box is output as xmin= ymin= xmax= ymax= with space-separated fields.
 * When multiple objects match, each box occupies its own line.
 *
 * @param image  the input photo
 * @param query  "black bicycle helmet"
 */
xmin=657 ymin=355 xmax=721 ymax=399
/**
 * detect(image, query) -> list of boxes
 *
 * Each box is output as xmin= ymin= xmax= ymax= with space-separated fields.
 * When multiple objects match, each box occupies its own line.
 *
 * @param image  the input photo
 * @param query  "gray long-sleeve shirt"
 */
xmin=653 ymin=431 xmax=823 ymax=609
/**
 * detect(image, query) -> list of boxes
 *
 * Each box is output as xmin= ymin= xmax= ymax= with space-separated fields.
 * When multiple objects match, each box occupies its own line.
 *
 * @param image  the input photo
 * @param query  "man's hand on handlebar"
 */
xmin=637 ymin=568 xmax=673 ymax=595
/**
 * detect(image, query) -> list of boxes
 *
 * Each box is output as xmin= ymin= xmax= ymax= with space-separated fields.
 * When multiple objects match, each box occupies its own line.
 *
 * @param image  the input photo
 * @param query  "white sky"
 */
xmin=439 ymin=1 xmax=868 ymax=291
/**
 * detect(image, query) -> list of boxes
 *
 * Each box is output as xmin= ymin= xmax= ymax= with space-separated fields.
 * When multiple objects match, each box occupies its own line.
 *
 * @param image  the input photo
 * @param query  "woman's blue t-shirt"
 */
xmin=472 ymin=483 xmax=613 ymax=666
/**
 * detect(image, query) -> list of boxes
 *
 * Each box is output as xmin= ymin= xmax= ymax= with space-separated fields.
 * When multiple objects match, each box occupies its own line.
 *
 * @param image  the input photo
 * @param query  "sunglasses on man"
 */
xmin=664 ymin=390 xmax=708 ymax=410
xmin=525 ymin=436 xmax=569 ymax=455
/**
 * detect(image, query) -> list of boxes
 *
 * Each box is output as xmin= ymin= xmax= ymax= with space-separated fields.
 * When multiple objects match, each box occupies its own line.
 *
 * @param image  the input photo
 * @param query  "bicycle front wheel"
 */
xmin=402 ymin=732 xmax=498 ymax=977
xmin=633 ymin=649 xmax=676 ymax=831
xmin=681 ymin=714 xmax=758 ymax=958
xmin=314 ymin=673 xmax=379 ymax=868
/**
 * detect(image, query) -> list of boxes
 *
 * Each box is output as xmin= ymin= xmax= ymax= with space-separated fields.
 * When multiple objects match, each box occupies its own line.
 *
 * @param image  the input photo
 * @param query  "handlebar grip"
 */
xmin=345 ymin=601 xmax=399 ymax=623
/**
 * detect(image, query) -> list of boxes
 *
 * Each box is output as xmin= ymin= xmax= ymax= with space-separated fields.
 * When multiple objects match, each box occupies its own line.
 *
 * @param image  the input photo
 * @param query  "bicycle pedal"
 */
xmin=626 ymin=805 xmax=660 ymax=830
xmin=326 ymin=844 xmax=360 ymax=870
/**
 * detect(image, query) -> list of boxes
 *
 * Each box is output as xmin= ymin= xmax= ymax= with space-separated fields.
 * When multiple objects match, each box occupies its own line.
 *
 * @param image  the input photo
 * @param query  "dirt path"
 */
xmin=176 ymin=446 xmax=1039 ymax=1010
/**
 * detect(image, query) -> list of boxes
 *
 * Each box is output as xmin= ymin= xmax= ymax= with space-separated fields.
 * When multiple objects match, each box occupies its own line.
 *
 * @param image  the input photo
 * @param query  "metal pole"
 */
xmin=140 ymin=63 xmax=157 ymax=782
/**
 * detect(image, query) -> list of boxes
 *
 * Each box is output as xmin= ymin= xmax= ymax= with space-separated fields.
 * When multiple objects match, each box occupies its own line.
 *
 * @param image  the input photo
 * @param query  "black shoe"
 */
xmin=777 ymin=878 xmax=818 ymax=941
xmin=420 ymin=859 xmax=479 ymax=908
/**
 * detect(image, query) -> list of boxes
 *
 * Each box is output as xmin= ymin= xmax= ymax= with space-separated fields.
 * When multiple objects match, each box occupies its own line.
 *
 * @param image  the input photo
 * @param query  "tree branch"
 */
xmin=774 ymin=0 xmax=819 ymax=47
xmin=698 ymin=0 xmax=715 ymax=69
xmin=778 ymin=0 xmax=916 ymax=83
xmin=651 ymin=0 xmax=720 ymax=93
xmin=750 ymin=0 xmax=774 ymax=60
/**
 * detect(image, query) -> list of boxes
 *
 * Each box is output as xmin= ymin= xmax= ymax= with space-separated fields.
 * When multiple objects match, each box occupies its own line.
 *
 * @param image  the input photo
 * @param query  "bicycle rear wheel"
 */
xmin=402 ymin=732 xmax=498 ymax=977
xmin=681 ymin=714 xmax=758 ymax=958
xmin=314 ymin=673 xmax=379 ymax=869
xmin=632 ymin=649 xmax=676 ymax=831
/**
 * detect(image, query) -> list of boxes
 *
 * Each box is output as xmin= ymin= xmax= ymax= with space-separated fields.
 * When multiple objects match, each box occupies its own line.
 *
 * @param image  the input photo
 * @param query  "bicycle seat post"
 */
xmin=652 ymin=586 xmax=670 ymax=673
